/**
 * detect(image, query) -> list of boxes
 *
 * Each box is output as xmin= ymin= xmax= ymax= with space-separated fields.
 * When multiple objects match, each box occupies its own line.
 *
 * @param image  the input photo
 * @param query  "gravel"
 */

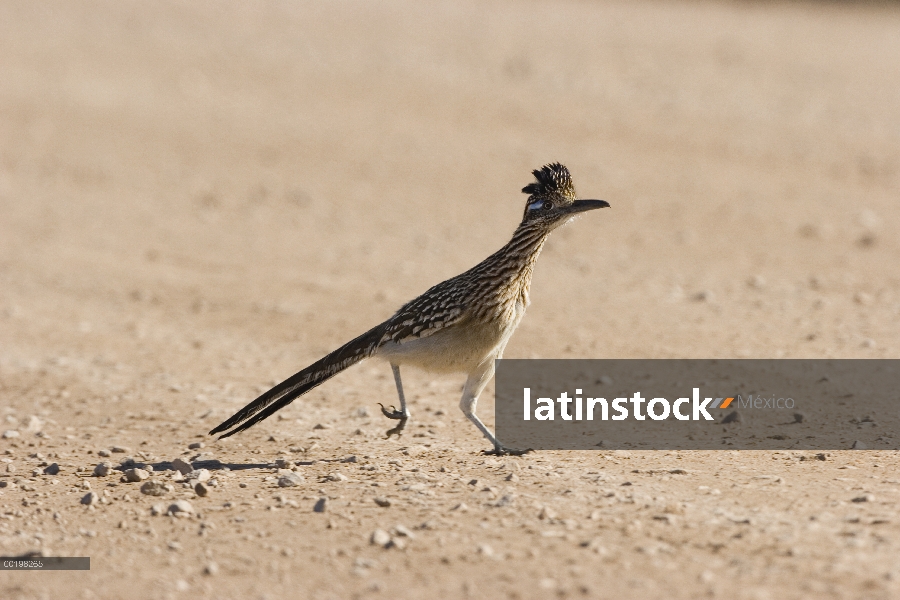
xmin=194 ymin=481 xmax=209 ymax=497
xmin=168 ymin=500 xmax=194 ymax=517
xmin=373 ymin=497 xmax=391 ymax=507
xmin=370 ymin=529 xmax=391 ymax=547
xmin=93 ymin=463 xmax=112 ymax=477
xmin=188 ymin=468 xmax=211 ymax=482
xmin=140 ymin=480 xmax=174 ymax=496
xmin=313 ymin=497 xmax=328 ymax=512
xmin=43 ymin=463 xmax=60 ymax=475
xmin=2 ymin=430 xmax=20 ymax=439
xmin=278 ymin=473 xmax=304 ymax=487
xmin=80 ymin=491 xmax=100 ymax=506
xmin=392 ymin=525 xmax=415 ymax=539
xmin=123 ymin=468 xmax=150 ymax=482
xmin=721 ymin=411 xmax=742 ymax=424
xmin=171 ymin=458 xmax=193 ymax=475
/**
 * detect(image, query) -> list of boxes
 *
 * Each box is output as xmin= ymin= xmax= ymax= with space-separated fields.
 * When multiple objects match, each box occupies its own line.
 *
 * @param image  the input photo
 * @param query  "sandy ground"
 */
xmin=1 ymin=1 xmax=900 ymax=598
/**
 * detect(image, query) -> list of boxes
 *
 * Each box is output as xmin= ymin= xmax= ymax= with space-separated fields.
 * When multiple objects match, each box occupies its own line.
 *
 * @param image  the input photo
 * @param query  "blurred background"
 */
xmin=1 ymin=0 xmax=898 ymax=381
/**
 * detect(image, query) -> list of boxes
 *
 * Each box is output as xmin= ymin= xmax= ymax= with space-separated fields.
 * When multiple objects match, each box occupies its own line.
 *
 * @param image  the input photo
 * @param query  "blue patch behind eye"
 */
xmin=527 ymin=200 xmax=544 ymax=211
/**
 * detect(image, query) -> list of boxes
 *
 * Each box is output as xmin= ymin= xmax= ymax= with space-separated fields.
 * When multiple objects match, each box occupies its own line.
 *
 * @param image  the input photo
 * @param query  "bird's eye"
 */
xmin=544 ymin=201 xmax=554 ymax=210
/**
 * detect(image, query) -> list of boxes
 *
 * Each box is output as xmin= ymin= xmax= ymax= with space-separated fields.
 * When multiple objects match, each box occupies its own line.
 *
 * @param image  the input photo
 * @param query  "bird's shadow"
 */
xmin=141 ymin=459 xmax=275 ymax=473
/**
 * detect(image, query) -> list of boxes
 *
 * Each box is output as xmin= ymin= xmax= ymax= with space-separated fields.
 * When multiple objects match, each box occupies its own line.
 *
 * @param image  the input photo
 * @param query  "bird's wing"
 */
xmin=381 ymin=279 xmax=470 ymax=345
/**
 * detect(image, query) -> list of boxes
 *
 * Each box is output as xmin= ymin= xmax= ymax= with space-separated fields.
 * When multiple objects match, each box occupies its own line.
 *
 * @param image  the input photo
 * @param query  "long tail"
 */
xmin=209 ymin=323 xmax=388 ymax=439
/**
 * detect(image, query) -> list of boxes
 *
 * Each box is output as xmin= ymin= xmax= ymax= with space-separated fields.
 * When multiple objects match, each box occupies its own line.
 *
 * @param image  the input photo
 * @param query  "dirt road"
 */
xmin=1 ymin=1 xmax=899 ymax=598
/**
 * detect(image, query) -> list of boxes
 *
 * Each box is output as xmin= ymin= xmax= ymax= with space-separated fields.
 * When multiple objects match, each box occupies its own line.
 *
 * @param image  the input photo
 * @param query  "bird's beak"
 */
xmin=565 ymin=199 xmax=610 ymax=214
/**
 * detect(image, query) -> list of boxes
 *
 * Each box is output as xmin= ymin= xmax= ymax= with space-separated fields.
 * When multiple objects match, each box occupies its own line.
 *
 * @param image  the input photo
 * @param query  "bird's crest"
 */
xmin=521 ymin=163 xmax=576 ymax=204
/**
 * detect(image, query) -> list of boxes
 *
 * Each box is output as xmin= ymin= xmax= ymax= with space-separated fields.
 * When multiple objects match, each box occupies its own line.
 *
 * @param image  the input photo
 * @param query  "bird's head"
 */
xmin=520 ymin=163 xmax=609 ymax=228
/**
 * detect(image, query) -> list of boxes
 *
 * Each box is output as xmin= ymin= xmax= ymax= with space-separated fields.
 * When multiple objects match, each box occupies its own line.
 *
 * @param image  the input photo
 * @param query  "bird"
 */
xmin=209 ymin=163 xmax=609 ymax=454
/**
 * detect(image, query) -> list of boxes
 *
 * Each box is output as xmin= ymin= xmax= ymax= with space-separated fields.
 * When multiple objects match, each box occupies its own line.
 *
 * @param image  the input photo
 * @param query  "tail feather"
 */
xmin=209 ymin=323 xmax=387 ymax=439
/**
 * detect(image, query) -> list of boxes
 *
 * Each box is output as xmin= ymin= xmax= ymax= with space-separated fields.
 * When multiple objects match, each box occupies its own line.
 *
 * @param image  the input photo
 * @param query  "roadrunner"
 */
xmin=210 ymin=163 xmax=609 ymax=453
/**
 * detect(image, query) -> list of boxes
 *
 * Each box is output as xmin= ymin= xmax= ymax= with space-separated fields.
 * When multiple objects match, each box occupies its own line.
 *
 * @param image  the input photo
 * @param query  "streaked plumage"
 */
xmin=210 ymin=163 xmax=609 ymax=453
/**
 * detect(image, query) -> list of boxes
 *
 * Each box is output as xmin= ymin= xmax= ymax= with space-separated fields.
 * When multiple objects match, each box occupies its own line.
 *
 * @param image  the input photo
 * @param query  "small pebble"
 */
xmin=150 ymin=503 xmax=166 ymax=516
xmin=93 ymin=463 xmax=112 ymax=477
xmin=747 ymin=275 xmax=766 ymax=289
xmin=171 ymin=458 xmax=193 ymax=475
xmin=97 ymin=450 xmax=111 ymax=457
xmin=392 ymin=525 xmax=415 ymax=538
xmin=188 ymin=442 xmax=204 ymax=450
xmin=2 ymin=430 xmax=20 ymax=439
xmin=43 ymin=463 xmax=60 ymax=476
xmin=194 ymin=481 xmax=209 ymax=497
xmin=168 ymin=500 xmax=194 ymax=517
xmin=203 ymin=562 xmax=219 ymax=576
xmin=278 ymin=473 xmax=304 ymax=488
xmin=721 ymin=411 xmax=742 ymax=424
xmin=188 ymin=469 xmax=211 ymax=483
xmin=373 ymin=497 xmax=391 ymax=508
xmin=124 ymin=468 xmax=150 ymax=483
xmin=538 ymin=506 xmax=557 ymax=520
xmin=852 ymin=441 xmax=868 ymax=450
xmin=313 ymin=497 xmax=328 ymax=513
xmin=852 ymin=494 xmax=875 ymax=503
xmin=323 ymin=472 xmax=347 ymax=482
xmin=140 ymin=480 xmax=173 ymax=496
xmin=111 ymin=446 xmax=130 ymax=453
xmin=370 ymin=529 xmax=391 ymax=547
xmin=80 ymin=491 xmax=100 ymax=506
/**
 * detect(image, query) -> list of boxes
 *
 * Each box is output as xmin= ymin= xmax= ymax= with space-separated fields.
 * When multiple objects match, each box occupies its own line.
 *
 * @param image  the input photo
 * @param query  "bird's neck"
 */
xmin=502 ymin=222 xmax=552 ymax=270
xmin=496 ymin=222 xmax=553 ymax=304
xmin=466 ymin=222 xmax=552 ymax=321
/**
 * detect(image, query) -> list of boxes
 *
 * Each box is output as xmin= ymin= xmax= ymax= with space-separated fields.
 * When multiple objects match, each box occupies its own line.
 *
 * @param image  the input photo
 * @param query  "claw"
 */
xmin=378 ymin=403 xmax=407 ymax=420
xmin=482 ymin=446 xmax=533 ymax=456
xmin=385 ymin=418 xmax=408 ymax=439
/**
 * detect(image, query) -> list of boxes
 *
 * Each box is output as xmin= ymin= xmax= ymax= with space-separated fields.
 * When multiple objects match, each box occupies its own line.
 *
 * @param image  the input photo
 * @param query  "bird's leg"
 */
xmin=459 ymin=359 xmax=532 ymax=456
xmin=378 ymin=363 xmax=410 ymax=433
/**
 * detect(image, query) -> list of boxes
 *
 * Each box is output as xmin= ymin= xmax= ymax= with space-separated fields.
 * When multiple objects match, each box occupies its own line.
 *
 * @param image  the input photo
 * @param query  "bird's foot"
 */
xmin=483 ymin=445 xmax=533 ymax=456
xmin=384 ymin=418 xmax=408 ymax=439
xmin=378 ymin=403 xmax=408 ymax=420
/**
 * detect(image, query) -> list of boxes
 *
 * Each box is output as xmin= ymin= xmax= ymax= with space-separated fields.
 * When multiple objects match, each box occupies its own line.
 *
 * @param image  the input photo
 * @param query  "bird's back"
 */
xmin=375 ymin=224 xmax=547 ymax=372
